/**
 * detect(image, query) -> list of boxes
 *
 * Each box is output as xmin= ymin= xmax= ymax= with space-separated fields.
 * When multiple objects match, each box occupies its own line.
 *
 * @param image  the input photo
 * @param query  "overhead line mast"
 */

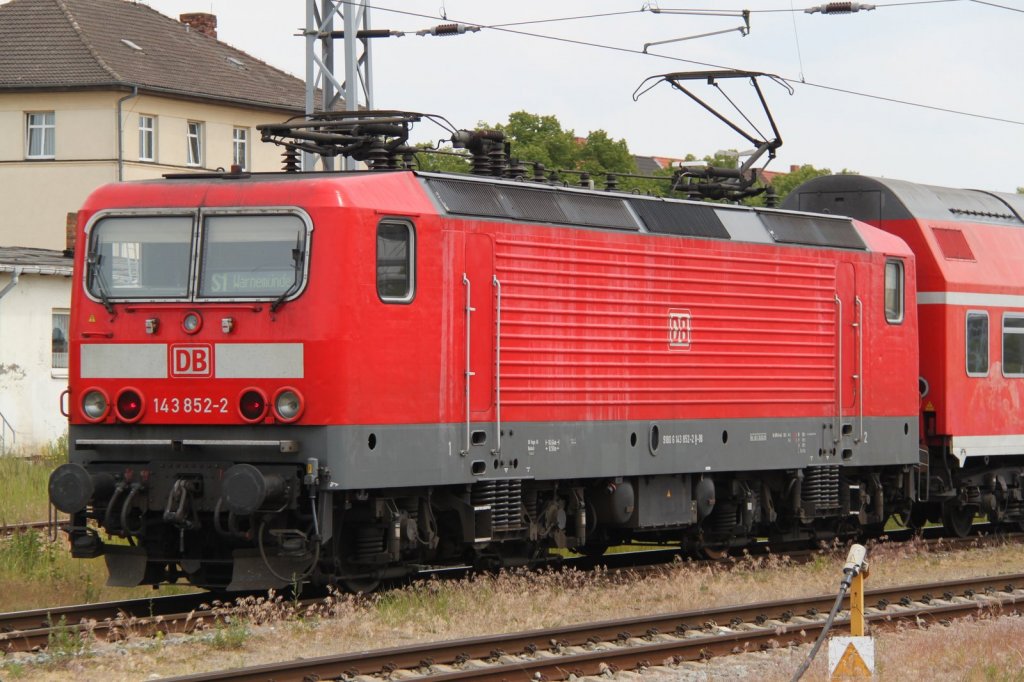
xmin=305 ymin=0 xmax=378 ymax=171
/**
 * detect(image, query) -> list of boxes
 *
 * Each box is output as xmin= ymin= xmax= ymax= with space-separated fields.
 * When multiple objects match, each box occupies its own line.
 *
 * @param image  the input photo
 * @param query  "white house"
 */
xmin=0 ymin=248 xmax=73 ymax=453
xmin=0 ymin=0 xmax=321 ymax=452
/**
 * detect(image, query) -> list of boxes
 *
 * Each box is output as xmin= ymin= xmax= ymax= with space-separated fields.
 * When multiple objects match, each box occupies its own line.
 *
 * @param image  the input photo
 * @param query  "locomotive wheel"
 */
xmin=579 ymin=543 xmax=609 ymax=558
xmin=942 ymin=504 xmax=975 ymax=538
xmin=340 ymin=575 xmax=381 ymax=594
xmin=696 ymin=541 xmax=731 ymax=561
xmin=896 ymin=506 xmax=928 ymax=532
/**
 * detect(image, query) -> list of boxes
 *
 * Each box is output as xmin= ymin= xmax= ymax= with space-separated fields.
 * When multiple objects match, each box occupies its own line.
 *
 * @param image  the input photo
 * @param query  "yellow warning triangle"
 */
xmin=831 ymin=642 xmax=872 ymax=679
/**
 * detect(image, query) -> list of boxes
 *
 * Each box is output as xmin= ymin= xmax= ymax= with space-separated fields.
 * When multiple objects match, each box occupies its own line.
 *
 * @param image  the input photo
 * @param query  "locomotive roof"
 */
xmin=89 ymin=169 xmax=907 ymax=255
xmin=416 ymin=171 xmax=876 ymax=252
xmin=781 ymin=174 xmax=1024 ymax=227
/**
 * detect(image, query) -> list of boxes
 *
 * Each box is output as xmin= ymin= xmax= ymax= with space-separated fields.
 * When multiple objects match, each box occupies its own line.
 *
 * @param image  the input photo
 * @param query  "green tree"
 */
xmin=745 ymin=163 xmax=834 ymax=206
xmin=770 ymin=164 xmax=833 ymax=201
xmin=411 ymin=143 xmax=471 ymax=173
xmin=491 ymin=111 xmax=579 ymax=170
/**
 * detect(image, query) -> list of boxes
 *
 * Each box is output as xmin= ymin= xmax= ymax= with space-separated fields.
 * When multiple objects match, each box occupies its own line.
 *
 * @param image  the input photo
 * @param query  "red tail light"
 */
xmin=116 ymin=388 xmax=144 ymax=422
xmin=239 ymin=389 xmax=268 ymax=422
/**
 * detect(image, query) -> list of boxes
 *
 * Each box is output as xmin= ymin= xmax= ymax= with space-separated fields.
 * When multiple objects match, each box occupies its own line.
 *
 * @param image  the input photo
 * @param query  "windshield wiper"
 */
xmin=87 ymin=254 xmax=116 ymax=315
xmin=270 ymin=238 xmax=304 ymax=314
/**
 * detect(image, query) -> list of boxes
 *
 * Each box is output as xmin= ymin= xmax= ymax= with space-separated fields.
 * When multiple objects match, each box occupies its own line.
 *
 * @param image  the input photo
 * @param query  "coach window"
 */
xmin=1003 ymin=314 xmax=1024 ymax=377
xmin=377 ymin=220 xmax=415 ymax=303
xmin=966 ymin=311 xmax=989 ymax=377
xmin=884 ymin=259 xmax=904 ymax=324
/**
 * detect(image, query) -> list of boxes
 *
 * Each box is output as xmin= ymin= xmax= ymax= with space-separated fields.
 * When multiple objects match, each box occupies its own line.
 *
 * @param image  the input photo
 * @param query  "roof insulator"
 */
xmin=805 ymin=2 xmax=876 ymax=14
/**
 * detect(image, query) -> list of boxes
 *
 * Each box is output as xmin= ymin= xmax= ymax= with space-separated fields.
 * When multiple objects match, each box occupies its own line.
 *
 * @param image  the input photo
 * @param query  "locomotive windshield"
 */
xmin=85 ymin=211 xmax=310 ymax=302
xmin=199 ymin=215 xmax=307 ymax=298
xmin=86 ymin=216 xmax=193 ymax=299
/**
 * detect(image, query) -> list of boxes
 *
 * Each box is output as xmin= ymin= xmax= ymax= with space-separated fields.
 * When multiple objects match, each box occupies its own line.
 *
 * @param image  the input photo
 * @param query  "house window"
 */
xmin=186 ymin=121 xmax=203 ymax=166
xmin=52 ymin=310 xmax=69 ymax=370
xmin=26 ymin=112 xmax=55 ymax=159
xmin=376 ymin=220 xmax=415 ymax=302
xmin=139 ymin=115 xmax=155 ymax=161
xmin=232 ymin=127 xmax=248 ymax=170
xmin=884 ymin=260 xmax=904 ymax=324
xmin=966 ymin=311 xmax=988 ymax=377
xmin=1003 ymin=314 xmax=1024 ymax=377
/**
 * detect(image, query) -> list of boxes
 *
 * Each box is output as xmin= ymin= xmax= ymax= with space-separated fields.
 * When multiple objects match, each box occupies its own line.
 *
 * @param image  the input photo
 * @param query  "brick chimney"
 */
xmin=180 ymin=12 xmax=217 ymax=38
xmin=65 ymin=212 xmax=77 ymax=257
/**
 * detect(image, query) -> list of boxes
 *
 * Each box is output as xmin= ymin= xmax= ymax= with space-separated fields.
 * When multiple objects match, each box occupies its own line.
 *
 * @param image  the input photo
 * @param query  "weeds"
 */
xmin=0 ymin=452 xmax=54 ymax=526
xmin=39 ymin=432 xmax=68 ymax=466
xmin=208 ymin=617 xmax=250 ymax=650
xmin=46 ymin=615 xmax=91 ymax=661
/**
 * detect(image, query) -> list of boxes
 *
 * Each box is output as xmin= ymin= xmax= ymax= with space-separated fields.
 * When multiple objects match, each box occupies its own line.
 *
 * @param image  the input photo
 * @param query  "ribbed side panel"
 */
xmin=494 ymin=236 xmax=837 ymax=416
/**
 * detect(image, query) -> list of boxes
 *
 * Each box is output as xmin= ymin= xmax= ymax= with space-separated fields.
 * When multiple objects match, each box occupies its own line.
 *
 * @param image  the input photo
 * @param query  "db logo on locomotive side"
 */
xmin=668 ymin=309 xmax=692 ymax=350
xmin=170 ymin=344 xmax=213 ymax=378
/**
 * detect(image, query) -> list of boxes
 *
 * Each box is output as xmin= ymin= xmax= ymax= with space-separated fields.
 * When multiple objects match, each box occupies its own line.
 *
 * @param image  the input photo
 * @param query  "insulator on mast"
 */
xmin=415 ymin=23 xmax=481 ymax=36
xmin=805 ymin=2 xmax=875 ymax=14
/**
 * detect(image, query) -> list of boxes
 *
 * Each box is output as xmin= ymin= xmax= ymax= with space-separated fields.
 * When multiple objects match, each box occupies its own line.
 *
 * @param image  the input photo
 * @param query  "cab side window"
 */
xmin=966 ymin=311 xmax=988 ymax=376
xmin=377 ymin=220 xmax=415 ymax=302
xmin=884 ymin=260 xmax=904 ymax=324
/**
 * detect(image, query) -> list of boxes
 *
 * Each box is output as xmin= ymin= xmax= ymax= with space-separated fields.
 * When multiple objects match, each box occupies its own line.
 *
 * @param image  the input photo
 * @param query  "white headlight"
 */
xmin=83 ymin=390 xmax=108 ymax=420
xmin=275 ymin=389 xmax=302 ymax=421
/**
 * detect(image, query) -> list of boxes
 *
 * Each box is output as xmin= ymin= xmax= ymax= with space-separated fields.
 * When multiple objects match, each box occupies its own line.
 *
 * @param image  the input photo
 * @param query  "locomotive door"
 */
xmin=463 ymin=233 xmax=495 ymax=436
xmin=836 ymin=262 xmax=860 ymax=454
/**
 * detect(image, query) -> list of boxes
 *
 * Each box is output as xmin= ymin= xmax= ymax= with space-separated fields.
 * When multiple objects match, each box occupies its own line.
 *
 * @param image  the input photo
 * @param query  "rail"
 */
xmin=159 ymin=572 xmax=1024 ymax=682
xmin=0 ymin=409 xmax=14 ymax=454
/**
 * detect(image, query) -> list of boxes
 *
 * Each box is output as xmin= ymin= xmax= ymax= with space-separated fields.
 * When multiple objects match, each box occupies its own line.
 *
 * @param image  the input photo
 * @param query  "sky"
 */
xmin=139 ymin=1 xmax=1023 ymax=191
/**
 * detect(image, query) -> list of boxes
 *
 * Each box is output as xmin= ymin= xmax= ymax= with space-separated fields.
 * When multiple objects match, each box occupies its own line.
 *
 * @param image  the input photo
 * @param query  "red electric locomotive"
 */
xmin=49 ymin=119 xmax=921 ymax=591
xmin=785 ymin=175 xmax=1024 ymax=534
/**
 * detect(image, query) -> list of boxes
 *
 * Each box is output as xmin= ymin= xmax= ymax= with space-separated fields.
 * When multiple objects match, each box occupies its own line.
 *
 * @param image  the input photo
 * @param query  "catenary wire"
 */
xmin=347 ymin=1 xmax=1024 ymax=127
xmin=969 ymin=0 xmax=1024 ymax=12
xmin=788 ymin=0 xmax=807 ymax=81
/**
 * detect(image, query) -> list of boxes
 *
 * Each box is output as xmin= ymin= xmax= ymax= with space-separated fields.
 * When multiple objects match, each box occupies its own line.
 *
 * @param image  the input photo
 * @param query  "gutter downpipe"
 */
xmin=0 ymin=268 xmax=19 ymax=453
xmin=0 ymin=267 xmax=21 ymax=302
xmin=117 ymin=86 xmax=139 ymax=181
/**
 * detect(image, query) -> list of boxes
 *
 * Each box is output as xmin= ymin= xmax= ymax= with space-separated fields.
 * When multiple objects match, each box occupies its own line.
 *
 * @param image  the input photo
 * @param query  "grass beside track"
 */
xmin=4 ymin=539 xmax=1024 ymax=680
xmin=0 ymin=441 xmax=196 ymax=612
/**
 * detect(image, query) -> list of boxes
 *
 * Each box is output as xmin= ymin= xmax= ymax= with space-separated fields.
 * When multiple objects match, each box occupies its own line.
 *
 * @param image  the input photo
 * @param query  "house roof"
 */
xmin=0 ymin=247 xmax=73 ymax=275
xmin=633 ymin=155 xmax=663 ymax=175
xmin=0 ymin=0 xmax=313 ymax=112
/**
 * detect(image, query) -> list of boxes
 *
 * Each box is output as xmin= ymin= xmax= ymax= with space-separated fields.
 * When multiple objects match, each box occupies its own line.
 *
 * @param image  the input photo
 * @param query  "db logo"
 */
xmin=170 ymin=344 xmax=213 ymax=377
xmin=668 ymin=309 xmax=692 ymax=350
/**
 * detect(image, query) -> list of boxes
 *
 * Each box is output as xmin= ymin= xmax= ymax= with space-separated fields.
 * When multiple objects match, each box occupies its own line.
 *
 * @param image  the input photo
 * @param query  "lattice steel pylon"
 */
xmin=304 ymin=0 xmax=375 ymax=170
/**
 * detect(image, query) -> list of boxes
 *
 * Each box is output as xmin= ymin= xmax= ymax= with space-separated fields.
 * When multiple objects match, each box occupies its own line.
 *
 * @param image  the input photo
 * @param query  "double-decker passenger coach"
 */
xmin=785 ymin=175 xmax=1024 ymax=534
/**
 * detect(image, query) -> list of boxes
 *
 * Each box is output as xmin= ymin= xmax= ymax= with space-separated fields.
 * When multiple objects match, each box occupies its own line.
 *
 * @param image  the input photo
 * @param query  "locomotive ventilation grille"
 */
xmin=471 ymin=479 xmax=525 ymax=534
xmin=429 ymin=178 xmax=639 ymax=231
xmin=802 ymin=465 xmax=841 ymax=515
xmin=427 ymin=176 xmax=868 ymax=250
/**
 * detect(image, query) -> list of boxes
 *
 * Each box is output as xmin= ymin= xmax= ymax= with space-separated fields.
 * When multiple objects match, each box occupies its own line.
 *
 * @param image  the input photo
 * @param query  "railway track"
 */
xmin=0 ymin=592 xmax=224 ymax=653
xmin=1 ymin=524 xmax=1019 ymax=655
xmin=0 ymin=519 xmax=65 ymax=537
xmin=160 ymin=571 xmax=1024 ymax=682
